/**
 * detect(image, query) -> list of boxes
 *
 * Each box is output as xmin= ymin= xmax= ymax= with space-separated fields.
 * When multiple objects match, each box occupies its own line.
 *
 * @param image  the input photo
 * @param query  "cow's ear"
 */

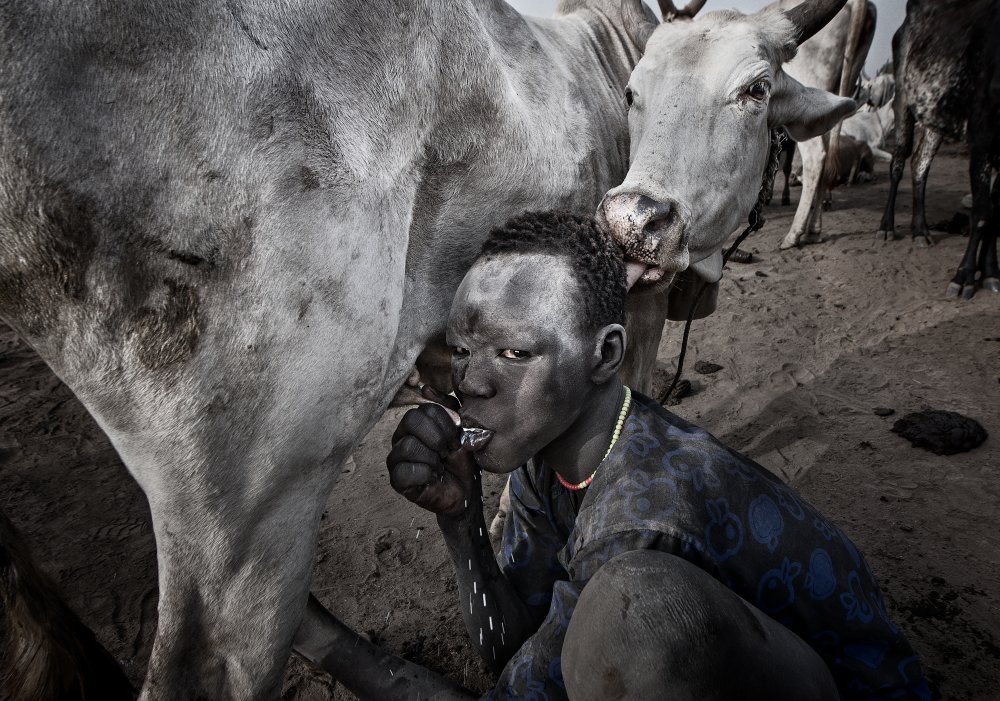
xmin=768 ymin=71 xmax=857 ymax=141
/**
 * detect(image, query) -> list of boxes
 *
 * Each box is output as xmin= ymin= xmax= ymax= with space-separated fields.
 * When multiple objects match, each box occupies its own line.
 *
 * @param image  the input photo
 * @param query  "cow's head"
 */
xmin=599 ymin=0 xmax=856 ymax=290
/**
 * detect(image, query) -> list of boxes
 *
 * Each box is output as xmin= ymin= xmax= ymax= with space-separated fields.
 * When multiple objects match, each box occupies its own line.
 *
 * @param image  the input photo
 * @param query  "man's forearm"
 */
xmin=437 ymin=494 xmax=535 ymax=675
xmin=294 ymin=594 xmax=476 ymax=701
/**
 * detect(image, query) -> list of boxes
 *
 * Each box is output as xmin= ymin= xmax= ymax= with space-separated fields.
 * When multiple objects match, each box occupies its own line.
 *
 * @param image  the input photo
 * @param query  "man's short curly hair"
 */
xmin=478 ymin=210 xmax=626 ymax=331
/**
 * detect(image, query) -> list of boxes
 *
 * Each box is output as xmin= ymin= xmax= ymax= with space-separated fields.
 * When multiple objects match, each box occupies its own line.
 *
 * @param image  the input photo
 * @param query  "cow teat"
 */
xmin=597 ymin=192 xmax=689 ymax=288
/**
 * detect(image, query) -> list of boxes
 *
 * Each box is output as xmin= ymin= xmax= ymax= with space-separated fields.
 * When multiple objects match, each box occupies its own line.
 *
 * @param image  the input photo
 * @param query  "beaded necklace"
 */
xmin=555 ymin=386 xmax=632 ymax=491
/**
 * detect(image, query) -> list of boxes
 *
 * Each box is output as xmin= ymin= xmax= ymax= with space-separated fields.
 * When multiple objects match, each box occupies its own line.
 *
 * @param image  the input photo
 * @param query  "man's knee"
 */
xmin=562 ymin=551 xmax=748 ymax=701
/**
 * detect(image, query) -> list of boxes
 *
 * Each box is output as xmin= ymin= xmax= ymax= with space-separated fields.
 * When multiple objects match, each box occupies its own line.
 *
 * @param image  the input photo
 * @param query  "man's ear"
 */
xmin=591 ymin=323 xmax=627 ymax=383
xmin=768 ymin=70 xmax=857 ymax=141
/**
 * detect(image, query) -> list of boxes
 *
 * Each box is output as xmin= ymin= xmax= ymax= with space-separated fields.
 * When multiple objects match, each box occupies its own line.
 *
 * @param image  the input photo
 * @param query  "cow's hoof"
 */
xmin=801 ymin=231 xmax=824 ymax=246
xmin=982 ymin=277 xmax=1000 ymax=293
xmin=875 ymin=229 xmax=894 ymax=242
xmin=779 ymin=236 xmax=799 ymax=250
xmin=946 ymin=281 xmax=962 ymax=298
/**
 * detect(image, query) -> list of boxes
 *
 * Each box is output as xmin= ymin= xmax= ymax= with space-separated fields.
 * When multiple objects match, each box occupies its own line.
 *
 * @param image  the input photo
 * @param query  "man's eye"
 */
xmin=500 ymin=349 xmax=531 ymax=360
xmin=452 ymin=346 xmax=469 ymax=357
xmin=746 ymin=80 xmax=770 ymax=102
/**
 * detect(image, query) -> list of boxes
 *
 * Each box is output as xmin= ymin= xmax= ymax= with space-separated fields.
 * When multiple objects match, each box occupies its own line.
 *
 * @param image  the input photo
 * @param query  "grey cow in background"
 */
xmin=0 ymin=0 xmax=853 ymax=697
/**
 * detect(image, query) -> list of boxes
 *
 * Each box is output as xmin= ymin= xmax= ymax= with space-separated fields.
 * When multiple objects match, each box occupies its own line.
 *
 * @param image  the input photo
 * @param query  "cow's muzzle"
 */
xmin=597 ymin=192 xmax=689 ymax=290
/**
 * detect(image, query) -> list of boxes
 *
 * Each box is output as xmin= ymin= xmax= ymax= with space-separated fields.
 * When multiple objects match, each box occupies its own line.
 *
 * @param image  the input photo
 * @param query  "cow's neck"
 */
xmin=550 ymin=0 xmax=645 ymax=88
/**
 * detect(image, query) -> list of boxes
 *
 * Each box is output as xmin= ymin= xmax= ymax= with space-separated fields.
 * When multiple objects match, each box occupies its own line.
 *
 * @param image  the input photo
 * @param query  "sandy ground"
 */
xmin=1 ymin=142 xmax=998 ymax=700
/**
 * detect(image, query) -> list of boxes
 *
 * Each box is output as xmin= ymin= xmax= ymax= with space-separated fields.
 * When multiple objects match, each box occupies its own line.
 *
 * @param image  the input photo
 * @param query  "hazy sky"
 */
xmin=505 ymin=0 xmax=903 ymax=75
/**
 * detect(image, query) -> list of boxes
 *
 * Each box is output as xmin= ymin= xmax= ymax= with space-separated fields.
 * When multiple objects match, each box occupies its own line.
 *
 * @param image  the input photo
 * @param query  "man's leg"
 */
xmin=562 ymin=550 xmax=839 ymax=701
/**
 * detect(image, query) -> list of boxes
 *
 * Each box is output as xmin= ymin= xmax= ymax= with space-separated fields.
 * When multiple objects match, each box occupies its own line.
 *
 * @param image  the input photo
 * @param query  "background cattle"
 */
xmin=821 ymin=133 xmax=875 ymax=209
xmin=778 ymin=0 xmax=875 ymax=249
xmin=0 ymin=0 xmax=852 ymax=697
xmin=856 ymin=70 xmax=895 ymax=109
xmin=876 ymin=0 xmax=999 ymax=299
xmin=842 ymin=102 xmax=893 ymax=161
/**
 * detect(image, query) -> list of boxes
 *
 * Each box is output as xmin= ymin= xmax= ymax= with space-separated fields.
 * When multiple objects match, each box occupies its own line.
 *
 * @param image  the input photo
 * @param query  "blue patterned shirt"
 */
xmin=484 ymin=391 xmax=930 ymax=701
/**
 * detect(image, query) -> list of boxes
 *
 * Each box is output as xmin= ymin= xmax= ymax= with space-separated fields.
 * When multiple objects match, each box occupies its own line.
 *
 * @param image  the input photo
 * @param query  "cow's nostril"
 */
xmin=635 ymin=195 xmax=671 ymax=221
xmin=635 ymin=195 xmax=674 ymax=234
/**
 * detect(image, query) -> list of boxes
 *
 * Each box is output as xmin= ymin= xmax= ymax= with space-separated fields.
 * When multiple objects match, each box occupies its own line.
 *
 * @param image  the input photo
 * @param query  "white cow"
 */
xmin=778 ymin=0 xmax=875 ymax=249
xmin=842 ymin=102 xmax=894 ymax=162
xmin=857 ymin=71 xmax=895 ymax=109
xmin=0 ymin=0 xmax=852 ymax=697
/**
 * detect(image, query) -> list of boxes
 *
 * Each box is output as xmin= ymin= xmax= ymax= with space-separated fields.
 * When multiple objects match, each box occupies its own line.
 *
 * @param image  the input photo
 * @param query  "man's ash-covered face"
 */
xmin=446 ymin=253 xmax=600 ymax=474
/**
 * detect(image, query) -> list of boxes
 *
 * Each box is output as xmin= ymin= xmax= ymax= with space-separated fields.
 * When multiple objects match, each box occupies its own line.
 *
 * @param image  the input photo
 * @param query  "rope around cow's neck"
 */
xmin=658 ymin=128 xmax=787 ymax=406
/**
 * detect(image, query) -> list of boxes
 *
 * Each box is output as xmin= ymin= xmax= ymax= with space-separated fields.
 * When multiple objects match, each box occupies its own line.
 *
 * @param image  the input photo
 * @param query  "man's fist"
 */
xmin=386 ymin=404 xmax=478 ymax=518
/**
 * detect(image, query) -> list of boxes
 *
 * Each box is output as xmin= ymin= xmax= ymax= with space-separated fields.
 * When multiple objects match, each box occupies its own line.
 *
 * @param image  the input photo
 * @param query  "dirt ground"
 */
xmin=1 ymin=142 xmax=998 ymax=700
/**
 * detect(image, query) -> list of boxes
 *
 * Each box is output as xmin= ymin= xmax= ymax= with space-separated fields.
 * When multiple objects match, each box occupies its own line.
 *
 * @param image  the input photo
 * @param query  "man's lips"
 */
xmin=458 ymin=415 xmax=494 ymax=452
xmin=461 ymin=427 xmax=494 ymax=451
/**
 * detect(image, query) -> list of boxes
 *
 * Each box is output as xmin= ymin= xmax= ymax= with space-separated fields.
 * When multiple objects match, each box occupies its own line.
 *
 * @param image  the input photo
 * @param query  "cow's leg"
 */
xmin=876 ymin=108 xmax=916 ymax=241
xmin=126 ymin=322 xmax=400 ymax=700
xmin=780 ymin=136 xmax=825 ymax=249
xmin=980 ymin=173 xmax=1000 ymax=293
xmin=871 ymin=146 xmax=893 ymax=162
xmin=909 ymin=127 xmax=943 ymax=247
xmin=2 ymin=322 xmax=357 ymax=700
xmin=132 ymin=445 xmax=342 ymax=699
xmin=781 ymin=143 xmax=794 ymax=206
xmin=948 ymin=150 xmax=995 ymax=298
xmin=848 ymin=157 xmax=861 ymax=186
xmin=766 ymin=141 xmax=794 ymax=207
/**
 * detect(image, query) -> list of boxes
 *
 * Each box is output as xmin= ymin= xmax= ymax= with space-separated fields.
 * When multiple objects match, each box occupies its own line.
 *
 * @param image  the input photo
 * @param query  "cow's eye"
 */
xmin=500 ymin=349 xmax=531 ymax=360
xmin=624 ymin=86 xmax=634 ymax=108
xmin=747 ymin=80 xmax=770 ymax=102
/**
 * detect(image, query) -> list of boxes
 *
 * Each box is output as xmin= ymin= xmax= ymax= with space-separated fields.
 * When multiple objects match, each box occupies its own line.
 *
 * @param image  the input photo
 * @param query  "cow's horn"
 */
xmin=658 ymin=0 xmax=707 ymax=21
xmin=622 ymin=0 xmax=657 ymax=50
xmin=658 ymin=0 xmax=680 ymax=17
xmin=783 ymin=0 xmax=848 ymax=46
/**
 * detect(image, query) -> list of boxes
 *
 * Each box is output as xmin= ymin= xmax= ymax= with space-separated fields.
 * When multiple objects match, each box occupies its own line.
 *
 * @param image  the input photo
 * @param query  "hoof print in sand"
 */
xmin=891 ymin=410 xmax=987 ymax=455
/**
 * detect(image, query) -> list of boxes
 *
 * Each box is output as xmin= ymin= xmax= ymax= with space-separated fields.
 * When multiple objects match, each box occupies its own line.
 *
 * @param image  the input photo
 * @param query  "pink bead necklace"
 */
xmin=555 ymin=386 xmax=632 ymax=491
